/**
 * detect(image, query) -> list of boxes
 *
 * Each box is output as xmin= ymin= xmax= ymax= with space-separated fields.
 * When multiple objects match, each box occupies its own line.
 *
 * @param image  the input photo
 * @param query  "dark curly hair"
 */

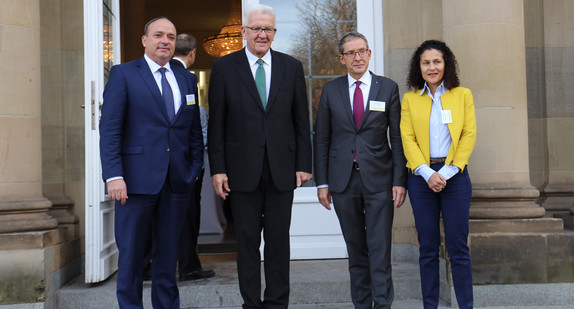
xmin=406 ymin=40 xmax=460 ymax=90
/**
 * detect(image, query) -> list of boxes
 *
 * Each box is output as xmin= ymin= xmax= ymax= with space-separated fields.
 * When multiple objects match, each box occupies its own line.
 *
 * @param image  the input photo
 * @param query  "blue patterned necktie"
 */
xmin=159 ymin=67 xmax=175 ymax=121
xmin=255 ymin=58 xmax=267 ymax=109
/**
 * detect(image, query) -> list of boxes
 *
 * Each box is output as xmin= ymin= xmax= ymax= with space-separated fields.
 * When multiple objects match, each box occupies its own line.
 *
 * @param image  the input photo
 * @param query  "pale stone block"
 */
xmin=385 ymin=48 xmax=412 ymax=98
xmin=384 ymin=0 xmax=443 ymax=49
xmin=442 ymin=0 xmax=523 ymax=29
xmin=0 ymin=0 xmax=40 ymax=28
xmin=444 ymin=24 xmax=527 ymax=108
xmin=543 ymin=0 xmax=574 ymax=46
xmin=0 ymin=26 xmax=41 ymax=117
xmin=0 ymin=249 xmax=47 ymax=303
xmin=471 ymin=171 xmax=534 ymax=188
xmin=0 ymin=118 xmax=42 ymax=185
xmin=474 ymin=108 xmax=531 ymax=171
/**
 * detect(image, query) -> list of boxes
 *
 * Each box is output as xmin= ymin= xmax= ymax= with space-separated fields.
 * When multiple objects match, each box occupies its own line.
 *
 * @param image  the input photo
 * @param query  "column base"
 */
xmin=470 ymin=187 xmax=545 ymax=219
xmin=0 ymin=227 xmax=81 ymax=305
xmin=0 ymin=198 xmax=57 ymax=233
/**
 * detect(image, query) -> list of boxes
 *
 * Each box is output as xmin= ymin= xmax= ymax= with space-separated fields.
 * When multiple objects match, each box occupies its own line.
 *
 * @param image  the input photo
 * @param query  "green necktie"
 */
xmin=255 ymin=58 xmax=267 ymax=109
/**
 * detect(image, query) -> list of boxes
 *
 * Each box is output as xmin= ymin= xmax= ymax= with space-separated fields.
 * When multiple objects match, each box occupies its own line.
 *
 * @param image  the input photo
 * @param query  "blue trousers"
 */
xmin=115 ymin=181 xmax=188 ymax=309
xmin=407 ymin=164 xmax=473 ymax=309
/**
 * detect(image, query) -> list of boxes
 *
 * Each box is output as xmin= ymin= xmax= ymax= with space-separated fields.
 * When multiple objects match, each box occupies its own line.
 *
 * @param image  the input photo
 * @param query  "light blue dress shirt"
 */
xmin=414 ymin=82 xmax=460 ymax=183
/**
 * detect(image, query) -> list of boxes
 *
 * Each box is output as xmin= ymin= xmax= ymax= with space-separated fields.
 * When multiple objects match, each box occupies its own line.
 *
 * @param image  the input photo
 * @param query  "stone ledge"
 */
xmin=470 ymin=218 xmax=564 ymax=233
xmin=0 ymin=229 xmax=62 ymax=250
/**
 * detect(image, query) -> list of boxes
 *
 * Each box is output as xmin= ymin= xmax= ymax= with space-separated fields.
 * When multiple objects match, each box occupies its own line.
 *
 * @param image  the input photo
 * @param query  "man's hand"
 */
xmin=212 ymin=173 xmax=231 ymax=200
xmin=107 ymin=179 xmax=128 ymax=205
xmin=392 ymin=186 xmax=407 ymax=208
xmin=296 ymin=171 xmax=313 ymax=187
xmin=317 ymin=187 xmax=332 ymax=210
xmin=427 ymin=172 xmax=446 ymax=193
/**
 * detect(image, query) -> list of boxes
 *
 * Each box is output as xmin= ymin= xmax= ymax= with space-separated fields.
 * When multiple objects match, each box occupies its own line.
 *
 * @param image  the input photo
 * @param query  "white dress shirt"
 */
xmin=245 ymin=49 xmax=272 ymax=103
xmin=144 ymin=54 xmax=182 ymax=115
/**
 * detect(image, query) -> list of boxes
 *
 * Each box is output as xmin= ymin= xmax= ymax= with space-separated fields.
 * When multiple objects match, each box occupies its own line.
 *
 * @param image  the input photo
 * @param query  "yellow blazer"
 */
xmin=400 ymin=86 xmax=476 ymax=172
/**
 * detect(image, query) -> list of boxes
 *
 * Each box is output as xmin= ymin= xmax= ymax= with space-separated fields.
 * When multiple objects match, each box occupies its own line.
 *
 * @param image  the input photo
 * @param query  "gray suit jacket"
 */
xmin=314 ymin=72 xmax=407 ymax=193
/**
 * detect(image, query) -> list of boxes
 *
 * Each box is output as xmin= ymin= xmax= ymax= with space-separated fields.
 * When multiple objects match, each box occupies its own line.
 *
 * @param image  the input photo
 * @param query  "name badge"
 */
xmin=186 ymin=94 xmax=196 ymax=105
xmin=441 ymin=110 xmax=452 ymax=124
xmin=369 ymin=100 xmax=386 ymax=112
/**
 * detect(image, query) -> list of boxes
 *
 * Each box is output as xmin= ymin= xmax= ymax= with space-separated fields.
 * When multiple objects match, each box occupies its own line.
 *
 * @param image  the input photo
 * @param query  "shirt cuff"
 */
xmin=106 ymin=176 xmax=123 ymax=183
xmin=414 ymin=164 xmax=435 ymax=183
xmin=438 ymin=165 xmax=460 ymax=181
xmin=316 ymin=184 xmax=329 ymax=189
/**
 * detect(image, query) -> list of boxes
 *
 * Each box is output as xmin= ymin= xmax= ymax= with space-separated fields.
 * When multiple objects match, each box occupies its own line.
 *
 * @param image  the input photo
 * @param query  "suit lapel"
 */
xmin=361 ymin=73 xmax=381 ymax=130
xmin=137 ymin=58 xmax=170 ymax=122
xmin=171 ymin=68 xmax=188 ymax=124
xmin=267 ymin=50 xmax=283 ymax=112
xmin=234 ymin=49 xmax=265 ymax=112
xmin=336 ymin=76 xmax=355 ymax=129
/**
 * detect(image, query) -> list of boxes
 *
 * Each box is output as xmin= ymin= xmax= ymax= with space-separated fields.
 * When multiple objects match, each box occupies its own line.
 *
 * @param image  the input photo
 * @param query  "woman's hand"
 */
xmin=427 ymin=172 xmax=446 ymax=193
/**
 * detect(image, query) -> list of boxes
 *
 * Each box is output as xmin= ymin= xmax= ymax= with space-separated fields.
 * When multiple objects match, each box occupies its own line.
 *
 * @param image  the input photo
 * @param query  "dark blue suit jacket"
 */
xmin=100 ymin=57 xmax=203 ymax=194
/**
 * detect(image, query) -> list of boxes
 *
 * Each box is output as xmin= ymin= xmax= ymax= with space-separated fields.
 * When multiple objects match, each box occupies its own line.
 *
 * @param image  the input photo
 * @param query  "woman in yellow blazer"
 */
xmin=400 ymin=40 xmax=476 ymax=309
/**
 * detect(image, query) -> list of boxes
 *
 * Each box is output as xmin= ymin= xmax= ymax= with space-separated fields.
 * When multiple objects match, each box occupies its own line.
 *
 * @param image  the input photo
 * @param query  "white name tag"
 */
xmin=369 ymin=100 xmax=386 ymax=112
xmin=186 ymin=94 xmax=196 ymax=105
xmin=441 ymin=110 xmax=452 ymax=124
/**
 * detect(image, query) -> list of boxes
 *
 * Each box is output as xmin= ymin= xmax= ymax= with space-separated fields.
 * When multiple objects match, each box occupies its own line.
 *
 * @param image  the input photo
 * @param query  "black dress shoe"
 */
xmin=179 ymin=269 xmax=215 ymax=281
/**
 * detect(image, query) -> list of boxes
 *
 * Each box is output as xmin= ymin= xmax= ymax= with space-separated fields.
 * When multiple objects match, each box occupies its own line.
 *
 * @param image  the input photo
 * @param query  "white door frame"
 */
xmin=84 ymin=0 xmax=121 ymax=283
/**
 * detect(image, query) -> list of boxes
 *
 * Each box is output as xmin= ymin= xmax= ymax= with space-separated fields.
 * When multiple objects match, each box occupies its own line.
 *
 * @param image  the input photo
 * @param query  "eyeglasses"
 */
xmin=341 ymin=49 xmax=369 ymax=58
xmin=245 ymin=26 xmax=276 ymax=35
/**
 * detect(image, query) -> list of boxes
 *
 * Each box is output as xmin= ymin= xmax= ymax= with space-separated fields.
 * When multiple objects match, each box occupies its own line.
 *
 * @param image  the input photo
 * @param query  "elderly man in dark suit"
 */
xmin=314 ymin=32 xmax=407 ymax=309
xmin=100 ymin=17 xmax=203 ymax=309
xmin=208 ymin=4 xmax=312 ymax=309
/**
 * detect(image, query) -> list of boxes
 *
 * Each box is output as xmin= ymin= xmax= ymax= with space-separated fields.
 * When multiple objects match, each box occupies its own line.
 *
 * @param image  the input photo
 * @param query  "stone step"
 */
xmin=52 ymin=259 xmax=420 ymax=309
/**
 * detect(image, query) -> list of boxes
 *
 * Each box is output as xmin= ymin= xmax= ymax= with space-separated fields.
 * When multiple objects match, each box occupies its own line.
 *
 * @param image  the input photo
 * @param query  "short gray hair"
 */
xmin=338 ymin=32 xmax=369 ymax=54
xmin=244 ymin=4 xmax=276 ymax=27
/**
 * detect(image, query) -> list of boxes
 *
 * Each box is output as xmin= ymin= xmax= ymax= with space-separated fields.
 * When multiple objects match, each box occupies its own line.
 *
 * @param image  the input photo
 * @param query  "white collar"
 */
xmin=245 ymin=48 xmax=272 ymax=67
xmin=144 ymin=54 xmax=172 ymax=73
xmin=347 ymin=71 xmax=372 ymax=88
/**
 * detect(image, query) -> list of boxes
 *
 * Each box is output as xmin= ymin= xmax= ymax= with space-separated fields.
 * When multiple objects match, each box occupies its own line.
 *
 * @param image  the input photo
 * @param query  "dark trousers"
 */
xmin=115 ymin=181 xmax=188 ymax=309
xmin=408 ymin=164 xmax=473 ymax=309
xmin=178 ymin=168 xmax=205 ymax=275
xmin=230 ymin=156 xmax=294 ymax=309
xmin=331 ymin=168 xmax=395 ymax=309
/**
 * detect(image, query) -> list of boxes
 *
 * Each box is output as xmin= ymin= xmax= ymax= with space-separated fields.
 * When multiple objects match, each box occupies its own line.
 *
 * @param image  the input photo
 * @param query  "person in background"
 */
xmin=400 ymin=39 xmax=476 ymax=309
xmin=314 ymin=31 xmax=407 ymax=309
xmin=99 ymin=17 xmax=203 ymax=308
xmin=208 ymin=4 xmax=312 ymax=308
xmin=170 ymin=33 xmax=215 ymax=281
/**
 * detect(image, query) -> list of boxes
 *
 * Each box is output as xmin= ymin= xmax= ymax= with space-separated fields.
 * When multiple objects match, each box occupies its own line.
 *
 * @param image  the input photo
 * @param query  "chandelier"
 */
xmin=202 ymin=0 xmax=243 ymax=58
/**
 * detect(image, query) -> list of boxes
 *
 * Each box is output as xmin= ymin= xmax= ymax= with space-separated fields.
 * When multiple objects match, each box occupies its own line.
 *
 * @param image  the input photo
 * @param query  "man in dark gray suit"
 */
xmin=314 ymin=32 xmax=407 ymax=309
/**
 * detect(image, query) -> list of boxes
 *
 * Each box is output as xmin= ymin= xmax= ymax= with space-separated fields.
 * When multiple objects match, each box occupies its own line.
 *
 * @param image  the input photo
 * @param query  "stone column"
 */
xmin=536 ymin=0 xmax=574 ymax=217
xmin=439 ymin=0 xmax=573 ymax=293
xmin=0 ymin=0 xmax=56 ymax=233
xmin=442 ymin=0 xmax=545 ymax=219
xmin=0 ymin=0 xmax=58 ymax=304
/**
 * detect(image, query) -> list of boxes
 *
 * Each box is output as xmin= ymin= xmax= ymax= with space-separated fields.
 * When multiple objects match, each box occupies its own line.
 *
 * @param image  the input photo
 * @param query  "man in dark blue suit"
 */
xmin=99 ymin=17 xmax=203 ymax=309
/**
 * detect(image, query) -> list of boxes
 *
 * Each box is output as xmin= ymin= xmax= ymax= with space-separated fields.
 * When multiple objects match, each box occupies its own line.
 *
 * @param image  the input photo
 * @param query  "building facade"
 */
xmin=0 ymin=0 xmax=573 ymax=306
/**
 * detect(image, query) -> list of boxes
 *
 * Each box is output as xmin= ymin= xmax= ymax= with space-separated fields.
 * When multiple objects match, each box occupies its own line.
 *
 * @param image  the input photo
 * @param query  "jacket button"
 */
xmin=166 ymin=147 xmax=170 ymax=152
